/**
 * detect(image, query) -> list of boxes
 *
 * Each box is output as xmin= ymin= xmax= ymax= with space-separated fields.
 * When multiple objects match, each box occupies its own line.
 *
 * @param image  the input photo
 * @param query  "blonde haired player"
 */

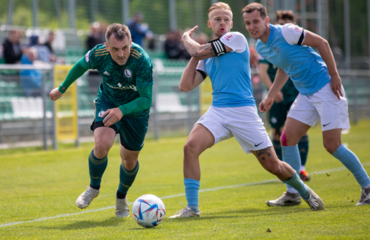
xmin=170 ymin=2 xmax=324 ymax=218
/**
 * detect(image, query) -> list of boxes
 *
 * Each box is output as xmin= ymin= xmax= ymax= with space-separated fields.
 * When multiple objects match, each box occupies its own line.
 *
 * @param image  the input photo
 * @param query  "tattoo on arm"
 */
xmin=255 ymin=147 xmax=272 ymax=161
xmin=183 ymin=36 xmax=215 ymax=58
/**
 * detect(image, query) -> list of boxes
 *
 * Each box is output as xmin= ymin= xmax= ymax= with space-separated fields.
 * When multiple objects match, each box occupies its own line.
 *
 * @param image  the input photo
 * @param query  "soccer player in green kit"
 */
xmin=258 ymin=10 xmax=311 ymax=184
xmin=49 ymin=23 xmax=153 ymax=217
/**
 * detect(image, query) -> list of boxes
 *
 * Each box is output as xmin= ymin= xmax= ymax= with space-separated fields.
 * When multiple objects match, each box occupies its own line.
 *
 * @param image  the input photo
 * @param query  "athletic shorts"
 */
xmin=269 ymin=100 xmax=294 ymax=129
xmin=196 ymin=106 xmax=272 ymax=154
xmin=91 ymin=97 xmax=149 ymax=151
xmin=288 ymin=82 xmax=350 ymax=132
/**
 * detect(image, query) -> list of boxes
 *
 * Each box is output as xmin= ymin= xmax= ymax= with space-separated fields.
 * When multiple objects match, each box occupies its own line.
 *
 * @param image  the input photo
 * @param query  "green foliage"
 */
xmin=1 ymin=120 xmax=370 ymax=238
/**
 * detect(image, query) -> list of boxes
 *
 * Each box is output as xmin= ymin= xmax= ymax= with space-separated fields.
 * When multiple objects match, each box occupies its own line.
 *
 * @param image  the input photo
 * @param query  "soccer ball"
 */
xmin=132 ymin=194 xmax=166 ymax=228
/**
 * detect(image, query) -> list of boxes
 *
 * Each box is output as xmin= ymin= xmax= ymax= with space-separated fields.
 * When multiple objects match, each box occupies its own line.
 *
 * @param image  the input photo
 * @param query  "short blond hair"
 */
xmin=208 ymin=2 xmax=232 ymax=16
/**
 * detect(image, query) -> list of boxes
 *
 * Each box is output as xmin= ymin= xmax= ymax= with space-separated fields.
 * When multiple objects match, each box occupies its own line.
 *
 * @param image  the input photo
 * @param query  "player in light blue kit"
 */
xmin=243 ymin=3 xmax=370 ymax=206
xmin=170 ymin=2 xmax=324 ymax=218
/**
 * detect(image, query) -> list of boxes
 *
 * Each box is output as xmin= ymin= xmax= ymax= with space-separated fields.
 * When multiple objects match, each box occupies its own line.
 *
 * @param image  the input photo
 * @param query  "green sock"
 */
xmin=118 ymin=161 xmax=139 ymax=195
xmin=272 ymin=139 xmax=282 ymax=160
xmin=88 ymin=150 xmax=108 ymax=188
xmin=298 ymin=135 xmax=309 ymax=167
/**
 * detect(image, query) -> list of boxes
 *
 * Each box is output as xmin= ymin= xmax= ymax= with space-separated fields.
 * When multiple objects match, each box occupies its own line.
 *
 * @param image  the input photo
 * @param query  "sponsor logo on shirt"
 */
xmin=295 ymin=27 xmax=302 ymax=32
xmin=225 ymin=34 xmax=233 ymax=41
xmin=273 ymin=46 xmax=280 ymax=54
xmin=103 ymin=71 xmax=110 ymax=76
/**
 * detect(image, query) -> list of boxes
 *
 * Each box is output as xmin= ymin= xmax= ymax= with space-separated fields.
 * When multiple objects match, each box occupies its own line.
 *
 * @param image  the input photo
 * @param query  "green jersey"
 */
xmin=258 ymin=58 xmax=298 ymax=102
xmin=83 ymin=43 xmax=153 ymax=118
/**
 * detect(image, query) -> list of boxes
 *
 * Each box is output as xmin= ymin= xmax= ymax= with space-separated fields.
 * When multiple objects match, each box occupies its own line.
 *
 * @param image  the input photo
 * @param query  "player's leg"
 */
xmin=116 ymin=145 xmax=140 ymax=217
xmin=228 ymin=106 xmax=323 ymax=210
xmin=170 ymin=106 xmax=231 ymax=218
xmin=76 ymin=127 xmax=116 ymax=209
xmin=76 ymin=98 xmax=119 ymax=209
xmin=323 ymin=129 xmax=370 ymax=205
xmin=298 ymin=133 xmax=310 ymax=181
xmin=252 ymin=147 xmax=324 ymax=210
xmin=115 ymin=116 xmax=148 ymax=217
xmin=170 ymin=123 xmax=214 ymax=218
xmin=317 ymin=83 xmax=370 ymax=205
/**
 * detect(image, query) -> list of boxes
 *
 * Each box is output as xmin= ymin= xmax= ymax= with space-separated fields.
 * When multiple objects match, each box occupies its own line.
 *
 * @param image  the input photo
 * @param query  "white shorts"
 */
xmin=196 ymin=106 xmax=272 ymax=154
xmin=287 ymin=82 xmax=350 ymax=131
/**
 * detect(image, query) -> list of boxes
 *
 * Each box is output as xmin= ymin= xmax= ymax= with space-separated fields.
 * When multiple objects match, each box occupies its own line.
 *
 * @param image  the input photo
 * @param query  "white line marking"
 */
xmin=1 ymin=162 xmax=369 ymax=228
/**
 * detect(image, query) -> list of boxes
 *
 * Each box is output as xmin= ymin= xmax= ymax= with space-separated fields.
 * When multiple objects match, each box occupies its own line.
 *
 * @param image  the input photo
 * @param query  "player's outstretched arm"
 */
xmin=260 ymin=68 xmax=289 ymax=112
xmin=179 ymin=58 xmax=205 ymax=92
xmin=302 ymin=30 xmax=343 ymax=99
xmin=182 ymin=26 xmax=232 ymax=60
xmin=49 ymin=58 xmax=88 ymax=101
xmin=258 ymin=62 xmax=283 ymax=103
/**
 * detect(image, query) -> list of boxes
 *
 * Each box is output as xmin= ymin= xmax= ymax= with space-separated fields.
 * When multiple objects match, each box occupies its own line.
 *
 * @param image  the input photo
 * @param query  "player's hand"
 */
xmin=182 ymin=26 xmax=198 ymax=43
xmin=49 ymin=87 xmax=63 ymax=101
xmin=259 ymin=96 xmax=274 ymax=113
xmin=330 ymin=74 xmax=343 ymax=100
xmin=274 ymin=91 xmax=284 ymax=103
xmin=102 ymin=108 xmax=123 ymax=127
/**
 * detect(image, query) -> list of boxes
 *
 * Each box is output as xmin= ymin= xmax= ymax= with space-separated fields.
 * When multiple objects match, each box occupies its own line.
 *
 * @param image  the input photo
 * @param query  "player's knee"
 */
xmin=183 ymin=140 xmax=201 ymax=158
xmin=94 ymin=142 xmax=111 ymax=158
xmin=323 ymin=141 xmax=341 ymax=154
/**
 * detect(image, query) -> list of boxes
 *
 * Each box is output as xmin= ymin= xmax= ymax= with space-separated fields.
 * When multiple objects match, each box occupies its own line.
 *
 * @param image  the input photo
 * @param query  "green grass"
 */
xmin=1 ymin=120 xmax=370 ymax=239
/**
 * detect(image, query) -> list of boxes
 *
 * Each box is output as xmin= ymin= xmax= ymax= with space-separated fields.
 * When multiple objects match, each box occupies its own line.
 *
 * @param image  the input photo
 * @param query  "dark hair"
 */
xmin=275 ymin=10 xmax=295 ymax=22
xmin=105 ymin=23 xmax=131 ymax=43
xmin=242 ymin=3 xmax=267 ymax=19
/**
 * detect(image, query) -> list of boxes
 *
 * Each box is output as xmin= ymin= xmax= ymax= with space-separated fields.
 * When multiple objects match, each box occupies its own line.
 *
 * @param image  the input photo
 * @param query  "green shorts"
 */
xmin=269 ymin=100 xmax=295 ymax=129
xmin=91 ymin=97 xmax=149 ymax=151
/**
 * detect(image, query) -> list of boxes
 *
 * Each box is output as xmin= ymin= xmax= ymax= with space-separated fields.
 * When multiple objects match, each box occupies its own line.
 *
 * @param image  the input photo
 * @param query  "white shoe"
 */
xmin=116 ymin=196 xmax=130 ymax=217
xmin=266 ymin=192 xmax=301 ymax=207
xmin=169 ymin=207 xmax=200 ymax=218
xmin=355 ymin=188 xmax=370 ymax=206
xmin=76 ymin=186 xmax=100 ymax=209
xmin=304 ymin=185 xmax=325 ymax=211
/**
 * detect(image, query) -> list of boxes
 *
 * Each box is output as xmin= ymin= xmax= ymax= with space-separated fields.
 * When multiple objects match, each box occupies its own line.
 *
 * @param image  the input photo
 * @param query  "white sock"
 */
xmin=300 ymin=165 xmax=305 ymax=172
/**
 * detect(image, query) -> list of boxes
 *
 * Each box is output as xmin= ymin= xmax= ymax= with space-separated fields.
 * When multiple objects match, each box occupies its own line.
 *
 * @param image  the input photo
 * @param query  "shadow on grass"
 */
xmin=39 ymin=217 xmax=123 ymax=230
xmin=167 ymin=206 xmax=312 ymax=222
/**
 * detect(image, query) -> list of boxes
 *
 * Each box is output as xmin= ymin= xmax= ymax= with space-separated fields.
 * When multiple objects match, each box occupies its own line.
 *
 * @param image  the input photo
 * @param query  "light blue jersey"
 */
xmin=256 ymin=24 xmax=331 ymax=96
xmin=197 ymin=32 xmax=255 ymax=107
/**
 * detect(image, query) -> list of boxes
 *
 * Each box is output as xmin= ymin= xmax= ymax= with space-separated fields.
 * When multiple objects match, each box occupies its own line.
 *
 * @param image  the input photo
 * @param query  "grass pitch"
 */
xmin=1 ymin=120 xmax=370 ymax=239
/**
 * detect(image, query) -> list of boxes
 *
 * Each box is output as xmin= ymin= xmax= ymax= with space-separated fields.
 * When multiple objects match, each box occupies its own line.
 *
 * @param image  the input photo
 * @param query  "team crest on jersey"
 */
xmin=273 ymin=46 xmax=280 ymax=54
xmin=98 ymin=110 xmax=105 ymax=117
xmin=124 ymin=69 xmax=132 ymax=78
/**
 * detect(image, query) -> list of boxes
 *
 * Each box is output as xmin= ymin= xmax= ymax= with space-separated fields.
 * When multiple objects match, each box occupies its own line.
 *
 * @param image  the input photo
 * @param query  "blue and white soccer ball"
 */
xmin=132 ymin=194 xmax=166 ymax=228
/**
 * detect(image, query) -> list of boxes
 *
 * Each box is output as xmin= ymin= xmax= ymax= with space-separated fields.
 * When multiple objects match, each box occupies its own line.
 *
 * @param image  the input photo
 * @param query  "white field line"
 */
xmin=1 ymin=162 xmax=369 ymax=228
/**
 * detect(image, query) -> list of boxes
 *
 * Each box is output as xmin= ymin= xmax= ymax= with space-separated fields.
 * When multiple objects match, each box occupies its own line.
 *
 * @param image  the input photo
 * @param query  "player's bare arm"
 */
xmin=260 ymin=68 xmax=289 ymax=112
xmin=182 ymin=26 xmax=232 ymax=60
xmin=302 ymin=30 xmax=343 ymax=99
xmin=258 ymin=63 xmax=283 ymax=103
xmin=179 ymin=58 xmax=205 ymax=92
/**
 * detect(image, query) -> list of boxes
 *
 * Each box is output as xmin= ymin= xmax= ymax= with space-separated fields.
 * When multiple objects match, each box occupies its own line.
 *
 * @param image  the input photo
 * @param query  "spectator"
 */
xmin=20 ymin=47 xmax=43 ymax=97
xmin=127 ymin=12 xmax=153 ymax=47
xmin=2 ymin=30 xmax=24 ymax=64
xmin=86 ymin=22 xmax=104 ymax=51
xmin=164 ymin=30 xmax=182 ymax=59
xmin=43 ymin=31 xmax=57 ymax=62
xmin=28 ymin=35 xmax=51 ymax=63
